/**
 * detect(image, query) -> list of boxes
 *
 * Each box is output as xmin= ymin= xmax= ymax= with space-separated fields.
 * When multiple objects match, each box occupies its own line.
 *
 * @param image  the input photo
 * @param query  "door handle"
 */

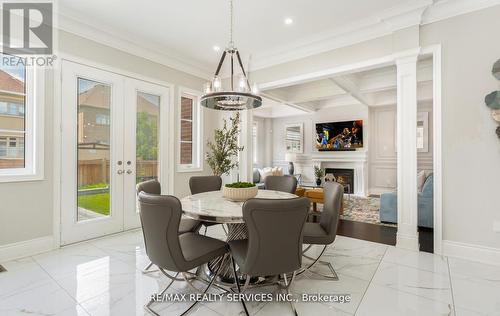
xmin=117 ymin=169 xmax=124 ymax=175
xmin=126 ymin=169 xmax=133 ymax=174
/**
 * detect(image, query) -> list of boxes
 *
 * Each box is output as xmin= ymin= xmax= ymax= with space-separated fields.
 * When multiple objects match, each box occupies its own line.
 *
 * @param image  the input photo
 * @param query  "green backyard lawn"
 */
xmin=78 ymin=193 xmax=110 ymax=216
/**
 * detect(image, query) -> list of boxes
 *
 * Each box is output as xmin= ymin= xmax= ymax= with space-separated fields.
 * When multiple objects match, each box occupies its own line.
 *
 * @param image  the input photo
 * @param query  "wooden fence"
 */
xmin=77 ymin=159 xmax=158 ymax=186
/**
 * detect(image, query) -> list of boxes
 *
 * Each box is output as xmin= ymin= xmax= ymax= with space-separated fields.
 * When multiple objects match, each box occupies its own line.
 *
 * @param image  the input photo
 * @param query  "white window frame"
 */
xmin=0 ymin=64 xmax=44 ymax=182
xmin=177 ymin=87 xmax=203 ymax=172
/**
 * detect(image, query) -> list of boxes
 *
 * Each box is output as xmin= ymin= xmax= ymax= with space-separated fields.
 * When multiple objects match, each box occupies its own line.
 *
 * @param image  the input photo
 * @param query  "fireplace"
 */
xmin=325 ymin=168 xmax=354 ymax=194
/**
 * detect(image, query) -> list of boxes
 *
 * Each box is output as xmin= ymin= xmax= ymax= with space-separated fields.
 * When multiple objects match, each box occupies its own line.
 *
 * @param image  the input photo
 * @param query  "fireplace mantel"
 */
xmin=311 ymin=150 xmax=368 ymax=196
xmin=311 ymin=150 xmax=368 ymax=163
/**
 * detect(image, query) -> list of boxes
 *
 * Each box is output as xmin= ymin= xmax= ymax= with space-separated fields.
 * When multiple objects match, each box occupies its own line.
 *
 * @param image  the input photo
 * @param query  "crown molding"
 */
xmin=250 ymin=0 xmax=500 ymax=71
xmin=250 ymin=0 xmax=433 ymax=70
xmin=54 ymin=0 xmax=500 ymax=78
xmin=56 ymin=9 xmax=212 ymax=80
xmin=421 ymin=0 xmax=500 ymax=24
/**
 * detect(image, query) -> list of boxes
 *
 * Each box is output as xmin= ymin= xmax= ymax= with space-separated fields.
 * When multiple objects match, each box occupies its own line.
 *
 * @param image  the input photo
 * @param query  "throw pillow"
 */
xmin=272 ymin=166 xmax=284 ymax=176
xmin=259 ymin=167 xmax=273 ymax=181
xmin=417 ymin=170 xmax=427 ymax=192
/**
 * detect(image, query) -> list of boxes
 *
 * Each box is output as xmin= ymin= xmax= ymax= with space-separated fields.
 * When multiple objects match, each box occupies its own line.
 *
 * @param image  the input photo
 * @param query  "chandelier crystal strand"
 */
xmin=200 ymin=0 xmax=262 ymax=111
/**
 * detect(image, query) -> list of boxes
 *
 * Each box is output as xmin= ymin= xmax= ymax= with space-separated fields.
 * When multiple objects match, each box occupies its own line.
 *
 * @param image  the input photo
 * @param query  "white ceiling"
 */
xmin=57 ymin=0 xmax=499 ymax=78
xmin=59 ymin=0 xmax=406 ymax=72
xmin=58 ymin=0 xmax=483 ymax=77
xmin=253 ymin=58 xmax=433 ymax=118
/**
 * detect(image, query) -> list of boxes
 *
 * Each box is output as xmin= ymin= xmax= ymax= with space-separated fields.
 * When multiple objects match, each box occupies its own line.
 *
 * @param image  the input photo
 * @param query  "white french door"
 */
xmin=60 ymin=60 xmax=170 ymax=245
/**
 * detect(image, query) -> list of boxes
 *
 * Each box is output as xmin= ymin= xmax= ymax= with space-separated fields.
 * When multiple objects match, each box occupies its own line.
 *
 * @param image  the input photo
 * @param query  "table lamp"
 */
xmin=285 ymin=153 xmax=297 ymax=175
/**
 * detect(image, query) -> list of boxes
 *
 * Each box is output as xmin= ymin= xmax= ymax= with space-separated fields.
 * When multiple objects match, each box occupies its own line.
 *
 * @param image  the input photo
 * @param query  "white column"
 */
xmin=396 ymin=53 xmax=419 ymax=251
xmin=238 ymin=110 xmax=253 ymax=182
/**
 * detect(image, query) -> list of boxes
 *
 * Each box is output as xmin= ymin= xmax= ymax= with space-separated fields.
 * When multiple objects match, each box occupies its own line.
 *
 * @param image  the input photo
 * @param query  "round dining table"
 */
xmin=180 ymin=189 xmax=298 ymax=282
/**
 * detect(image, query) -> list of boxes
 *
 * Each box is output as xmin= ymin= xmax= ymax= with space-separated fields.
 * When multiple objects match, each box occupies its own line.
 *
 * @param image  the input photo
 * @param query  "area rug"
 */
xmin=337 ymin=195 xmax=396 ymax=227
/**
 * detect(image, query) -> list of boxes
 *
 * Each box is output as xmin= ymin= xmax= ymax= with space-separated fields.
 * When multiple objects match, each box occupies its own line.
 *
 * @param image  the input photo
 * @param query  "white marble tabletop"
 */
xmin=180 ymin=189 xmax=297 ymax=223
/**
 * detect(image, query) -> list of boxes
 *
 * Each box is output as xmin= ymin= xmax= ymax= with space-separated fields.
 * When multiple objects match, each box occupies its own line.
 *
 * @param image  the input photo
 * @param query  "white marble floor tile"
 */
xmin=454 ymin=307 xmax=488 ymax=316
xmin=255 ymin=299 xmax=354 ymax=316
xmin=32 ymin=243 xmax=112 ymax=280
xmin=291 ymin=272 xmax=370 ymax=315
xmin=89 ymin=231 xmax=149 ymax=271
xmin=356 ymin=283 xmax=454 ymax=316
xmin=326 ymin=254 xmax=382 ymax=282
xmin=0 ymin=257 xmax=54 ymax=300
xmin=449 ymin=272 xmax=500 ymax=315
xmin=54 ymin=257 xmax=141 ymax=303
xmin=197 ymin=283 xmax=278 ymax=315
xmin=382 ymin=247 xmax=449 ymax=275
xmin=448 ymin=257 xmax=500 ymax=284
xmin=0 ymin=277 xmax=84 ymax=316
xmin=5 ymin=230 xmax=500 ymax=316
xmin=153 ymin=300 xmax=222 ymax=316
xmin=448 ymin=257 xmax=500 ymax=315
xmin=58 ymin=305 xmax=91 ymax=316
xmin=371 ymin=261 xmax=453 ymax=305
xmin=332 ymin=236 xmax=389 ymax=259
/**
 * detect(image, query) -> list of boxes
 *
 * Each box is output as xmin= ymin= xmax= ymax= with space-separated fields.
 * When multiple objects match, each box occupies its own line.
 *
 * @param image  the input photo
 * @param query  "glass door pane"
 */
xmin=135 ymin=91 xmax=160 ymax=184
xmin=77 ymin=78 xmax=112 ymax=221
xmin=123 ymin=79 xmax=169 ymax=230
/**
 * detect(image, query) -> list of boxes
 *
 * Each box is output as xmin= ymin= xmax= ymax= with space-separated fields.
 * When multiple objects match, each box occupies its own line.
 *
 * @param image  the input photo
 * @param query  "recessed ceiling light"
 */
xmin=284 ymin=17 xmax=293 ymax=25
xmin=213 ymin=45 xmax=221 ymax=52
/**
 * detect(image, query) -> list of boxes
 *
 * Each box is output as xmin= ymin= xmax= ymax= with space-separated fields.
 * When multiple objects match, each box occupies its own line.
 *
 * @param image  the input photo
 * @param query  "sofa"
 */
xmin=379 ymin=173 xmax=433 ymax=228
xmin=252 ymin=168 xmax=266 ymax=189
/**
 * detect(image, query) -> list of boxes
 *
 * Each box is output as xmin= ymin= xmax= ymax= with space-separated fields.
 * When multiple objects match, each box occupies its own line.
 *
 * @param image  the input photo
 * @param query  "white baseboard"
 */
xmin=442 ymin=240 xmax=500 ymax=266
xmin=396 ymin=233 xmax=419 ymax=251
xmin=0 ymin=236 xmax=56 ymax=262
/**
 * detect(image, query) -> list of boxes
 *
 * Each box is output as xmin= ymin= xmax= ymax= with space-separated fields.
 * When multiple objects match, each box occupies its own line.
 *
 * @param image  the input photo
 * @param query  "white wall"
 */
xmin=0 ymin=30 xmax=219 ymax=248
xmin=269 ymin=104 xmax=369 ymax=183
xmin=368 ymin=103 xmax=434 ymax=195
xmin=251 ymin=6 xmax=500 ymax=253
xmin=420 ymin=7 xmax=500 ymax=249
xmin=252 ymin=116 xmax=273 ymax=168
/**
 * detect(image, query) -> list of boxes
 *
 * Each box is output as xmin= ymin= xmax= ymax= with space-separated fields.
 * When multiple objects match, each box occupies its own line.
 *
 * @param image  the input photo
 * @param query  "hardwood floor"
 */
xmin=336 ymin=219 xmax=434 ymax=253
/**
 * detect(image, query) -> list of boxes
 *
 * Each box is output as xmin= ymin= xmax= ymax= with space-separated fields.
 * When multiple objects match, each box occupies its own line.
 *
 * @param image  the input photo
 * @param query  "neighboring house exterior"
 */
xmin=77 ymin=82 xmax=160 ymax=185
xmin=0 ymin=70 xmax=25 ymax=169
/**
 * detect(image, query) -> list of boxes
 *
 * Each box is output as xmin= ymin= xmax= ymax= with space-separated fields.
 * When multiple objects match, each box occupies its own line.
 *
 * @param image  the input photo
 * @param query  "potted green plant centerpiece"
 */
xmin=314 ymin=166 xmax=324 ymax=186
xmin=223 ymin=182 xmax=258 ymax=201
xmin=206 ymin=112 xmax=244 ymax=176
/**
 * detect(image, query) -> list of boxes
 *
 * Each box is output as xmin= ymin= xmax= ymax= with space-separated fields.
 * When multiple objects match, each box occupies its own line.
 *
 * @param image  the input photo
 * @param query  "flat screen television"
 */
xmin=315 ymin=120 xmax=363 ymax=151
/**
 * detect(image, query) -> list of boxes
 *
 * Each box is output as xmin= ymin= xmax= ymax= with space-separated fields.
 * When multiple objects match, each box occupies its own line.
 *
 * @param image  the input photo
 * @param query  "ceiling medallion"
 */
xmin=201 ymin=0 xmax=262 ymax=111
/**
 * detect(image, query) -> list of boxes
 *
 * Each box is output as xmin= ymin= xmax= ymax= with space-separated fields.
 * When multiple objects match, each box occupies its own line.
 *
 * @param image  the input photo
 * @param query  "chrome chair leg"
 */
xmin=142 ymin=261 xmax=159 ymax=274
xmin=282 ymin=272 xmax=298 ymax=316
xmin=300 ymin=245 xmax=339 ymax=280
xmin=159 ymin=268 xmax=185 ymax=282
xmin=144 ymin=271 xmax=179 ymax=315
xmin=145 ymin=255 xmax=225 ymax=316
xmin=231 ymin=257 xmax=250 ymax=316
xmin=242 ymin=274 xmax=251 ymax=292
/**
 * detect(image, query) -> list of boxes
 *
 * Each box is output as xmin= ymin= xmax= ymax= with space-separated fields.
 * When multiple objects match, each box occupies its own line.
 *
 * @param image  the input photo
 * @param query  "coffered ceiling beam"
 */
xmin=329 ymin=77 xmax=372 ymax=106
xmin=261 ymin=92 xmax=316 ymax=113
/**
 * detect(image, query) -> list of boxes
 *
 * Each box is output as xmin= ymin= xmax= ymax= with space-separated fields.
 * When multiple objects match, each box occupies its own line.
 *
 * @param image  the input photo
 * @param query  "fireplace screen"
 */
xmin=325 ymin=168 xmax=354 ymax=194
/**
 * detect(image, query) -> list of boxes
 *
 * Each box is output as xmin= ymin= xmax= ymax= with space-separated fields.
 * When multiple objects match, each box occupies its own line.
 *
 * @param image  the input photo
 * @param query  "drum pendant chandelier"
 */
xmin=200 ymin=0 xmax=262 ymax=111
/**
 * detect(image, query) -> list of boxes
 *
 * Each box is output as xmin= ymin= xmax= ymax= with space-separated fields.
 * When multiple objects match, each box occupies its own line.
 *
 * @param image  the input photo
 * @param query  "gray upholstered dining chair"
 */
xmin=138 ymin=192 xmax=229 ymax=316
xmin=229 ymin=197 xmax=310 ymax=315
xmin=189 ymin=176 xmax=224 ymax=234
xmin=264 ymin=175 xmax=298 ymax=194
xmin=301 ymin=181 xmax=343 ymax=280
xmin=137 ymin=179 xmax=202 ymax=273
